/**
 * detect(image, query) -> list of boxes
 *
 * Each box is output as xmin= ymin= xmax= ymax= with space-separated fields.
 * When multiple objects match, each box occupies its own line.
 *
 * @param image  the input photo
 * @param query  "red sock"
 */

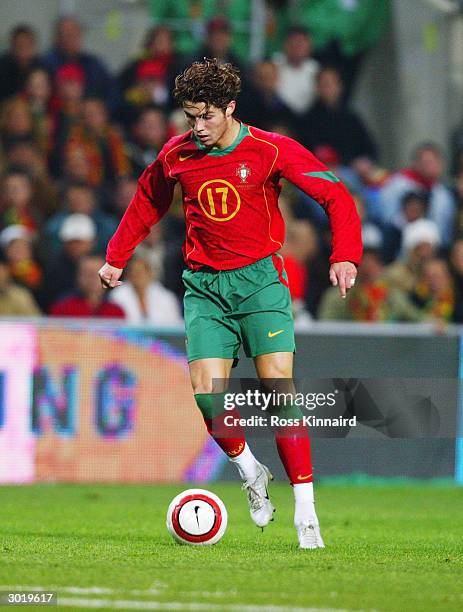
xmin=204 ymin=407 xmax=246 ymax=457
xmin=274 ymin=422 xmax=313 ymax=485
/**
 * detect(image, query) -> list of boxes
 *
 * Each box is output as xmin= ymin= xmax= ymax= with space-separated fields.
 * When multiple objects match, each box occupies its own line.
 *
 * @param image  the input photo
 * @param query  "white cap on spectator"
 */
xmin=362 ymin=223 xmax=383 ymax=250
xmin=0 ymin=224 xmax=30 ymax=248
xmin=59 ymin=214 xmax=96 ymax=242
xmin=403 ymin=219 xmax=440 ymax=253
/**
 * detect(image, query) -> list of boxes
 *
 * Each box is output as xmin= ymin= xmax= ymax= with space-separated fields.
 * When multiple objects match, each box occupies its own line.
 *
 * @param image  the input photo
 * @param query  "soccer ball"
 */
xmin=166 ymin=488 xmax=228 ymax=545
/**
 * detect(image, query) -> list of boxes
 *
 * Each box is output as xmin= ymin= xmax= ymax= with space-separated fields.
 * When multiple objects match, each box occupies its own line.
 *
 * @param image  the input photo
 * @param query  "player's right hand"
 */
xmin=98 ymin=262 xmax=124 ymax=289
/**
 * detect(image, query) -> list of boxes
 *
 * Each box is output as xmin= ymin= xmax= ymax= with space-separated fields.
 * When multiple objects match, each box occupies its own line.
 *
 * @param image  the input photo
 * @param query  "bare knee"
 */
xmin=192 ymin=377 xmax=215 ymax=395
xmin=261 ymin=364 xmax=292 ymax=379
xmin=189 ymin=358 xmax=233 ymax=395
xmin=254 ymin=352 xmax=293 ymax=380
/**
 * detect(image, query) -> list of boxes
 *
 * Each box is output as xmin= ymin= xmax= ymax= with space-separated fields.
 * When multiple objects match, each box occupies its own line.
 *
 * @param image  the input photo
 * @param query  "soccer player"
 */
xmin=99 ymin=59 xmax=362 ymax=549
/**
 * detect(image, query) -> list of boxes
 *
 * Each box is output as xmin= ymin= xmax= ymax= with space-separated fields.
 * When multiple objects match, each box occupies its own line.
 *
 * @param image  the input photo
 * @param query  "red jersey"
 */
xmin=106 ymin=123 xmax=362 ymax=270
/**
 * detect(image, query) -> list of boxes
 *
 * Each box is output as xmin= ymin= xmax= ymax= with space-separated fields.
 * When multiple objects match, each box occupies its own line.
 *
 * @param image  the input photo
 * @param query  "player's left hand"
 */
xmin=329 ymin=261 xmax=357 ymax=299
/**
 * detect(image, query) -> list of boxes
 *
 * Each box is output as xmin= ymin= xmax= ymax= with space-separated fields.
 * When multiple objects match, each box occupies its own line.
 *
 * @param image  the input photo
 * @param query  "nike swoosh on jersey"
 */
xmin=268 ymin=329 xmax=284 ymax=338
xmin=296 ymin=474 xmax=312 ymax=481
xmin=179 ymin=152 xmax=195 ymax=161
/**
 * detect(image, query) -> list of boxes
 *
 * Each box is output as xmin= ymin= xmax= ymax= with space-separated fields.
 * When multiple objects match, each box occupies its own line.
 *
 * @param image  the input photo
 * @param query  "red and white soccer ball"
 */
xmin=166 ymin=489 xmax=228 ymax=545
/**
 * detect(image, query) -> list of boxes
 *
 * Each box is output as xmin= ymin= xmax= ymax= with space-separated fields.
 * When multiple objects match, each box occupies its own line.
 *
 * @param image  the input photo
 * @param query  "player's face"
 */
xmin=183 ymin=102 xmax=233 ymax=148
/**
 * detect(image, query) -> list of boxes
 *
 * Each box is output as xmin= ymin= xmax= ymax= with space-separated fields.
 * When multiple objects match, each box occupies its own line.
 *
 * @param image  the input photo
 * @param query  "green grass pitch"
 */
xmin=0 ymin=482 xmax=462 ymax=611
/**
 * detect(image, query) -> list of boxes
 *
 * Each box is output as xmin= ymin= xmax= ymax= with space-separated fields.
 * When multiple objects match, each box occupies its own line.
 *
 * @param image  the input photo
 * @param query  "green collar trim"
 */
xmin=302 ymin=170 xmax=340 ymax=183
xmin=193 ymin=122 xmax=249 ymax=156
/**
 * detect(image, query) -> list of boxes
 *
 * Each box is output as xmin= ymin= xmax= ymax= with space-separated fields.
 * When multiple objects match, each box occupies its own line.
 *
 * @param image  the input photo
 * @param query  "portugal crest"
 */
xmin=236 ymin=163 xmax=251 ymax=183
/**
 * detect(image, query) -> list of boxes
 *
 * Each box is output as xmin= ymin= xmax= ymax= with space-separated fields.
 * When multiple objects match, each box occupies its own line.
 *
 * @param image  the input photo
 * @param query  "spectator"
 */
xmin=0 ymin=25 xmax=43 ymax=103
xmin=118 ymin=26 xmax=180 ymax=105
xmin=49 ymin=63 xmax=86 ymax=174
xmin=43 ymin=183 xmax=118 ymax=263
xmin=158 ymin=185 xmax=187 ymax=301
xmin=20 ymin=68 xmax=53 ymax=156
xmin=41 ymin=213 xmax=96 ymax=308
xmin=0 ymin=224 xmax=42 ymax=296
xmin=125 ymin=106 xmax=168 ymax=177
xmin=318 ymin=248 xmax=423 ymax=322
xmin=109 ymin=255 xmax=182 ymax=325
xmin=450 ymin=239 xmax=463 ymax=322
xmin=379 ymin=143 xmax=455 ymax=247
xmin=65 ymin=98 xmax=130 ymax=188
xmin=43 ymin=16 xmax=112 ymax=98
xmin=0 ymin=170 xmax=40 ymax=232
xmin=282 ymin=220 xmax=320 ymax=329
xmin=283 ymin=221 xmax=312 ymax=301
xmin=49 ymin=254 xmax=125 ymax=318
xmin=117 ymin=59 xmax=172 ymax=126
xmin=0 ymin=97 xmax=35 ymax=150
xmin=351 ymin=156 xmax=390 ymax=224
xmin=167 ymin=106 xmax=190 ymax=137
xmin=383 ymin=218 xmax=440 ymax=293
xmin=0 ymin=248 xmax=41 ymax=316
xmin=3 ymin=138 xmax=44 ymax=176
xmin=354 ymin=191 xmax=385 ymax=260
xmin=136 ymin=223 xmax=165 ymax=282
xmin=0 ymin=87 xmax=58 ymax=220
xmin=190 ymin=16 xmax=244 ymax=74
xmin=383 ymin=191 xmax=428 ymax=263
xmin=238 ymin=60 xmax=296 ymax=132
xmin=409 ymin=258 xmax=455 ymax=322
xmin=273 ymin=26 xmax=319 ymax=116
xmin=361 ymin=222 xmax=384 ymax=254
xmin=109 ymin=177 xmax=138 ymax=219
xmin=300 ymin=67 xmax=377 ymax=164
xmin=3 ymin=139 xmax=59 ymax=219
xmin=61 ymin=145 xmax=92 ymax=186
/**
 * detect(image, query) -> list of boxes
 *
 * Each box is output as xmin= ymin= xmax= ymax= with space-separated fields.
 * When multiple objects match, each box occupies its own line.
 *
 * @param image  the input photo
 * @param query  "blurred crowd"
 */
xmin=0 ymin=7 xmax=462 ymax=328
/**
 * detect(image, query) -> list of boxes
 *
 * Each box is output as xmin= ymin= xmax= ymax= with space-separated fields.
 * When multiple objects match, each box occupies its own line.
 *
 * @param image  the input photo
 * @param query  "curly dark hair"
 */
xmin=173 ymin=58 xmax=241 ymax=111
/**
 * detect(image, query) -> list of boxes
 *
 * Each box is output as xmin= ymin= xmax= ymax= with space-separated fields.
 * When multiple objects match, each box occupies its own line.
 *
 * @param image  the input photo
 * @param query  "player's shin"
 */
xmin=272 ymin=402 xmax=313 ymax=485
xmin=275 ymin=424 xmax=313 ymax=486
xmin=194 ymin=392 xmax=257 ymax=478
xmin=272 ymin=405 xmax=319 ymax=520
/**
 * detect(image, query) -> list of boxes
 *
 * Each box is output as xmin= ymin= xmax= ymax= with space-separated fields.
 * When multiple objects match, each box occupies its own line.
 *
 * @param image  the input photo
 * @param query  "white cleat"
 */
xmin=296 ymin=520 xmax=325 ymax=549
xmin=241 ymin=462 xmax=275 ymax=528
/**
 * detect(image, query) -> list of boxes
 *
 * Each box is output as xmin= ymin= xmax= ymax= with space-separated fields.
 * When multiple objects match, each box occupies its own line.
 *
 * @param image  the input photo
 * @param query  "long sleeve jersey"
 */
xmin=106 ymin=123 xmax=362 ymax=270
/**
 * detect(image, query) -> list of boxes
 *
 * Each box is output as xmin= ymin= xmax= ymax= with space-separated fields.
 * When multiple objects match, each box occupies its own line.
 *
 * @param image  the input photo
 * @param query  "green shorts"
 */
xmin=183 ymin=254 xmax=295 ymax=363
